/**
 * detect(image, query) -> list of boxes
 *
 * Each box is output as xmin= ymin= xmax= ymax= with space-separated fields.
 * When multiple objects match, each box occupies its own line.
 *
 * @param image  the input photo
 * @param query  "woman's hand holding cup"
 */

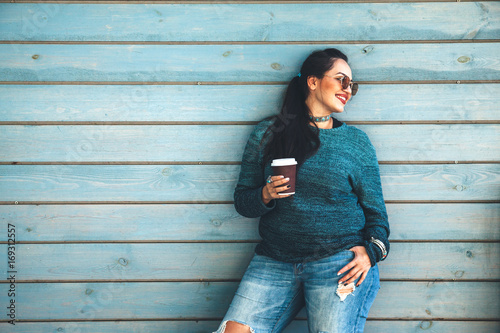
xmin=262 ymin=175 xmax=293 ymax=205
xmin=262 ymin=158 xmax=298 ymax=205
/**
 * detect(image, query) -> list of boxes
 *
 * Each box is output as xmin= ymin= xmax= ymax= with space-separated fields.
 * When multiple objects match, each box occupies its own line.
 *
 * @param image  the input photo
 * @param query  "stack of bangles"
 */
xmin=370 ymin=237 xmax=388 ymax=260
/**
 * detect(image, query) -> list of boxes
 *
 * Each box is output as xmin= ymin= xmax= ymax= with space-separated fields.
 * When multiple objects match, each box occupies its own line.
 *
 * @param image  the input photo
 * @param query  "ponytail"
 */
xmin=262 ymin=48 xmax=349 ymax=168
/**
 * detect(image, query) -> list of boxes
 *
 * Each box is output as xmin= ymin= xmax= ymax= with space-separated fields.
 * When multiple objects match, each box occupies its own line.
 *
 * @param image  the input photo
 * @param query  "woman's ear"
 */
xmin=307 ymin=75 xmax=318 ymax=91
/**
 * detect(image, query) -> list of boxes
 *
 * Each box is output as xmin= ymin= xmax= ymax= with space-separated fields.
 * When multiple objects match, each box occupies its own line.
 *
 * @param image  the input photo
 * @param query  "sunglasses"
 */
xmin=323 ymin=74 xmax=358 ymax=96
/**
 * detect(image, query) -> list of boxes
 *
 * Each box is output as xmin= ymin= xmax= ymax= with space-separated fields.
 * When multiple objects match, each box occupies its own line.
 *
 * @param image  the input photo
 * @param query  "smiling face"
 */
xmin=305 ymin=59 xmax=354 ymax=117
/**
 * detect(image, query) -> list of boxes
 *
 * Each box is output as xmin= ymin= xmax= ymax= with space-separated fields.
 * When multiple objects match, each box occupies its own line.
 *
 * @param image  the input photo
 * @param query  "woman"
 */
xmin=214 ymin=48 xmax=390 ymax=333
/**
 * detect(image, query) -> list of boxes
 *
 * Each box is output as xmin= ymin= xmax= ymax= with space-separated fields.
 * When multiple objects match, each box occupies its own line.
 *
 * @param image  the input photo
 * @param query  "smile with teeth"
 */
xmin=336 ymin=95 xmax=347 ymax=104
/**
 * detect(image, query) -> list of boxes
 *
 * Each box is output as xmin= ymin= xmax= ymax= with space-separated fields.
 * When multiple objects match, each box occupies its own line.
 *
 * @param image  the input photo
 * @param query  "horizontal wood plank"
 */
xmin=0 ymin=164 xmax=498 ymax=201
xmin=2 ymin=320 xmax=500 ymax=333
xmin=1 ymin=43 xmax=499 ymax=82
xmin=1 ymin=84 xmax=499 ymax=122
xmin=0 ymin=243 xmax=498 ymax=281
xmin=1 ymin=203 xmax=497 ymax=241
xmin=0 ymin=281 xmax=497 ymax=320
xmin=1 ymin=124 xmax=498 ymax=162
xmin=1 ymin=3 xmax=498 ymax=41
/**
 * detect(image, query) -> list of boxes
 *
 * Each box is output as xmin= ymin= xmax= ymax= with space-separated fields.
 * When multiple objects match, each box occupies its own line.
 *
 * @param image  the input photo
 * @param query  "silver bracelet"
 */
xmin=370 ymin=237 xmax=388 ymax=260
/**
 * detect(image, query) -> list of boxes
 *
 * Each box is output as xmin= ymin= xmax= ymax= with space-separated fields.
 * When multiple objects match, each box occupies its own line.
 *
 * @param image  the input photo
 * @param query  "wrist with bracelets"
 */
xmin=369 ymin=237 xmax=388 ymax=261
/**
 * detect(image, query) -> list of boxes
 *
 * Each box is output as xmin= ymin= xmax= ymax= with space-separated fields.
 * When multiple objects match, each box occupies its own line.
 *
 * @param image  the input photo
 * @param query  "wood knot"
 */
xmin=271 ymin=63 xmax=282 ymax=70
xmin=362 ymin=46 xmax=374 ymax=54
xmin=162 ymin=167 xmax=173 ymax=177
xmin=211 ymin=219 xmax=222 ymax=227
xmin=457 ymin=56 xmax=471 ymax=63
xmin=419 ymin=321 xmax=433 ymax=330
xmin=118 ymin=258 xmax=129 ymax=266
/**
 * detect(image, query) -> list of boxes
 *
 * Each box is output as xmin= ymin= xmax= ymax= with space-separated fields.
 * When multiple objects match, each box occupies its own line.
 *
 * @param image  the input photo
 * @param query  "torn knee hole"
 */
xmin=223 ymin=320 xmax=255 ymax=333
xmin=336 ymin=282 xmax=356 ymax=302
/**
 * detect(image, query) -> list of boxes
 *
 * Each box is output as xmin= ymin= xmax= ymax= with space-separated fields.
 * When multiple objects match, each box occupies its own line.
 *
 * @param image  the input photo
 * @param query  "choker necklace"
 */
xmin=309 ymin=114 xmax=331 ymax=122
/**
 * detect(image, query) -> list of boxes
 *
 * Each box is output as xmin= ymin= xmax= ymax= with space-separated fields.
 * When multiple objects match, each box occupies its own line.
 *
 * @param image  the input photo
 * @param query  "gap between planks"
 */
xmin=3 ymin=318 xmax=500 ymax=323
xmin=1 ymin=279 xmax=499 ymax=284
xmin=1 ymin=121 xmax=499 ymax=125
xmin=1 ymin=239 xmax=499 ymax=244
xmin=1 ymin=161 xmax=499 ymax=165
xmin=0 ymin=1 xmax=487 ymax=4
xmin=0 ymin=80 xmax=499 ymax=85
xmin=1 ymin=200 xmax=499 ymax=205
xmin=1 ymin=40 xmax=499 ymax=45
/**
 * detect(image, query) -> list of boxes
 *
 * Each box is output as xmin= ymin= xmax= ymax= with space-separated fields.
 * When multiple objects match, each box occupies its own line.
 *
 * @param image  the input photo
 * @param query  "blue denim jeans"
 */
xmin=214 ymin=250 xmax=380 ymax=333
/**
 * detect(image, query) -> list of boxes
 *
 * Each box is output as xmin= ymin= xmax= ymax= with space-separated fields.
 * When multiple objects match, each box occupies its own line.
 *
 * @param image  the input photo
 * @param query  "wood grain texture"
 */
xmin=1 ymin=43 xmax=499 ymax=82
xmin=0 ymin=164 xmax=498 ymax=201
xmin=1 ymin=84 xmax=499 ymax=122
xmin=1 ymin=203 xmax=497 ymax=241
xmin=0 ymin=281 xmax=497 ymax=319
xmin=1 ymin=3 xmax=498 ymax=41
xmin=0 ymin=243 xmax=497 ymax=280
xmin=1 ymin=124 xmax=498 ymax=162
xmin=2 ymin=320 xmax=500 ymax=333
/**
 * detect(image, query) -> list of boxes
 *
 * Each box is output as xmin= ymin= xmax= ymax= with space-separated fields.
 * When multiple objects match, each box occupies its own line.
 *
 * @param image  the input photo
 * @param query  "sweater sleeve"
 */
xmin=233 ymin=121 xmax=276 ymax=218
xmin=352 ymin=134 xmax=390 ymax=266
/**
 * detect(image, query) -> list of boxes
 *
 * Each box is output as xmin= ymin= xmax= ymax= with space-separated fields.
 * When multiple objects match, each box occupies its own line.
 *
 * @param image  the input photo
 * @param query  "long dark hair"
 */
xmin=262 ymin=48 xmax=349 ymax=168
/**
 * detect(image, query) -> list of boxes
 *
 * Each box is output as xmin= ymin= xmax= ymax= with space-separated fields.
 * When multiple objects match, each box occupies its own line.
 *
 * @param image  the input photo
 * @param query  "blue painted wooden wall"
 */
xmin=0 ymin=1 xmax=499 ymax=332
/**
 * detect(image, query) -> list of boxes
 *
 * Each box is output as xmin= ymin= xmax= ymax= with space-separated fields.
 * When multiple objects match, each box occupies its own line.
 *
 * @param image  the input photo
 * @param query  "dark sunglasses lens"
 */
xmin=351 ymin=83 xmax=359 ymax=96
xmin=341 ymin=76 xmax=351 ymax=90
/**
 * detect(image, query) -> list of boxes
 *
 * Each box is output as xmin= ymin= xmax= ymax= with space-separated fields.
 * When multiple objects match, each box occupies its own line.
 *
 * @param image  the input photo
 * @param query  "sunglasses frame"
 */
xmin=323 ymin=74 xmax=358 ymax=96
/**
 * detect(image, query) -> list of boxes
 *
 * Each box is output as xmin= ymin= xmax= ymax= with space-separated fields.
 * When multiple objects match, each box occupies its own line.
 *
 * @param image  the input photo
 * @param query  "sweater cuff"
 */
xmin=363 ymin=240 xmax=382 ymax=267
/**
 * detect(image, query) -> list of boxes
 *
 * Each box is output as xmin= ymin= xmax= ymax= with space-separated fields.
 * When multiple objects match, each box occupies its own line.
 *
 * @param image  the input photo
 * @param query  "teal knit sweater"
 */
xmin=234 ymin=119 xmax=390 ymax=265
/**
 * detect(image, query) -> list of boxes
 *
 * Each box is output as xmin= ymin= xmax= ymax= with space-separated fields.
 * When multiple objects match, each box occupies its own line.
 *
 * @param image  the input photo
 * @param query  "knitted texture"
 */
xmin=234 ymin=119 xmax=390 ymax=264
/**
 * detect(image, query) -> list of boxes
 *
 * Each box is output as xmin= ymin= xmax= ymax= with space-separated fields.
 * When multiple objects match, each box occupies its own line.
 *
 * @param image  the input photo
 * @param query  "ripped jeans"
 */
xmin=213 ymin=251 xmax=380 ymax=333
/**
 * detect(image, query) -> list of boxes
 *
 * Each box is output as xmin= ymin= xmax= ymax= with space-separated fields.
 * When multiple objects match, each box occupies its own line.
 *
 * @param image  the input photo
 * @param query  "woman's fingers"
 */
xmin=266 ymin=176 xmax=291 ymax=197
xmin=337 ymin=261 xmax=355 ymax=277
xmin=270 ymin=176 xmax=289 ymax=187
xmin=342 ymin=268 xmax=364 ymax=286
xmin=356 ymin=271 xmax=368 ymax=286
xmin=262 ymin=175 xmax=292 ymax=204
xmin=338 ymin=246 xmax=372 ymax=286
xmin=338 ymin=265 xmax=360 ymax=284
